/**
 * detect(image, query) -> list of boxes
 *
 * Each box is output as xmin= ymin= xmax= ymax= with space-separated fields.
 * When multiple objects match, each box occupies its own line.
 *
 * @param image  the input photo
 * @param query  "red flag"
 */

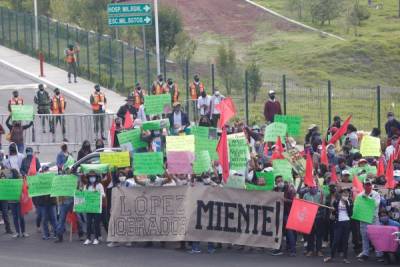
xmin=20 ymin=178 xmax=33 ymax=216
xmin=320 ymin=141 xmax=328 ymax=166
xmin=108 ymin=120 xmax=116 ymax=148
xmin=286 ymin=198 xmax=319 ymax=234
xmin=352 ymin=175 xmax=364 ymax=199
xmin=124 ymin=111 xmax=133 ymax=129
xmin=329 ymin=115 xmax=352 ymax=145
xmin=215 ymin=98 xmax=236 ymax=128
xmin=376 ymin=156 xmax=385 ymax=177
xmin=330 ymin=165 xmax=338 ymax=184
xmin=394 ymin=138 xmax=400 ymax=160
xmin=271 ymin=136 xmax=285 ymax=160
xmin=385 ymin=155 xmax=396 ymax=189
xmin=216 ymin=127 xmax=229 ymax=183
xmin=66 ymin=211 xmax=78 ymax=233
xmin=304 ymin=151 xmax=316 ymax=187
xmin=263 ymin=143 xmax=269 ymax=157
xmin=27 ymin=156 xmax=37 ymax=176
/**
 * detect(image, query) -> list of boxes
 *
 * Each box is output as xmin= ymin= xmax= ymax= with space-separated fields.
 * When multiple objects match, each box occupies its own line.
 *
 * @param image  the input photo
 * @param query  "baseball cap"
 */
xmin=363 ymin=178 xmax=373 ymax=185
xmin=268 ymin=90 xmax=275 ymax=94
xmin=342 ymin=170 xmax=350 ymax=176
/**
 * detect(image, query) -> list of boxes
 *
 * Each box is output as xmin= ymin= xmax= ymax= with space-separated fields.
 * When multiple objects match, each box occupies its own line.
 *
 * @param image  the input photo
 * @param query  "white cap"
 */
xmin=342 ymin=170 xmax=350 ymax=176
xmin=215 ymin=91 xmax=220 ymax=96
xmin=269 ymin=90 xmax=275 ymax=94
xmin=394 ymin=170 xmax=400 ymax=177
xmin=262 ymin=167 xmax=274 ymax=173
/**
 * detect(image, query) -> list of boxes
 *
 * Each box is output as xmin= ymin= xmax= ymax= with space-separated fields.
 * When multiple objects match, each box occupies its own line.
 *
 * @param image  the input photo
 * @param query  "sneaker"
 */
xmin=107 ymin=242 xmax=120 ymax=248
xmin=324 ymin=257 xmax=332 ymax=263
xmin=83 ymin=239 xmax=91 ymax=245
xmin=306 ymin=251 xmax=313 ymax=257
xmin=189 ymin=248 xmax=201 ymax=254
xmin=0 ymin=219 xmax=4 ymax=225
xmin=289 ymin=252 xmax=296 ymax=257
xmin=92 ymin=239 xmax=99 ymax=245
xmin=343 ymin=259 xmax=350 ymax=264
xmin=5 ymin=229 xmax=13 ymax=235
xmin=125 ymin=242 xmax=133 ymax=247
xmin=317 ymin=251 xmax=324 ymax=257
xmin=22 ymin=233 xmax=29 ymax=238
xmin=42 ymin=236 xmax=49 ymax=240
xmin=376 ymin=257 xmax=384 ymax=263
xmin=12 ymin=233 xmax=21 ymax=238
xmin=74 ymin=79 xmax=77 ymax=83
xmin=271 ymin=249 xmax=283 ymax=256
xmin=358 ymin=255 xmax=368 ymax=262
xmin=208 ymin=248 xmax=216 ymax=254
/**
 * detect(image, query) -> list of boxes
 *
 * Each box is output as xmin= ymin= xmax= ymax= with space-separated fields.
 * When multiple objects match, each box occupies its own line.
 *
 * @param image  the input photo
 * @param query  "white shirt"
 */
xmin=385 ymin=145 xmax=395 ymax=161
xmin=338 ymin=200 xmax=350 ymax=221
xmin=210 ymin=95 xmax=224 ymax=115
xmin=173 ymin=112 xmax=182 ymax=128
xmin=137 ymin=105 xmax=147 ymax=122
xmin=197 ymin=95 xmax=211 ymax=116
xmin=4 ymin=153 xmax=25 ymax=171
xmin=87 ymin=183 xmax=105 ymax=198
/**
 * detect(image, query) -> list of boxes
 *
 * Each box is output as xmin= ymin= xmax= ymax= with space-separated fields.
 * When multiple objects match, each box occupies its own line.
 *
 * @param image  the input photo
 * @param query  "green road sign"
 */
xmin=107 ymin=3 xmax=152 ymax=15
xmin=108 ymin=15 xmax=152 ymax=26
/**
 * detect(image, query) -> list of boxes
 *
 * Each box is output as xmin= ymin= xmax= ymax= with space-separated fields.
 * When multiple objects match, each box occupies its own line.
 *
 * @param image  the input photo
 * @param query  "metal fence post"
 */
xmin=146 ymin=50 xmax=150 ymax=91
xmin=8 ymin=10 xmax=11 ymax=46
xmin=211 ymin=64 xmax=215 ymax=94
xmin=282 ymin=74 xmax=287 ymax=115
xmin=245 ymin=70 xmax=249 ymax=125
xmin=23 ymin=13 xmax=27 ymax=52
xmin=30 ymin=14 xmax=33 ymax=54
xmin=56 ymin=21 xmax=59 ymax=66
xmin=66 ymin=23 xmax=69 ymax=47
xmin=97 ymin=34 xmax=101 ymax=84
xmin=86 ymin=31 xmax=90 ymax=79
xmin=75 ymin=28 xmax=79 ymax=69
xmin=163 ymin=55 xmax=166 ymax=79
xmin=109 ymin=37 xmax=112 ymax=89
xmin=121 ymin=41 xmax=124 ymax=90
xmin=0 ymin=7 xmax=4 ymax=44
xmin=39 ymin=16 xmax=42 ymax=52
xmin=328 ymin=80 xmax=332 ymax=127
xmin=377 ymin=85 xmax=381 ymax=130
xmin=47 ymin=16 xmax=50 ymax=60
xmin=185 ymin=59 xmax=189 ymax=118
xmin=133 ymin=46 xmax=137 ymax=83
xmin=15 ymin=12 xmax=19 ymax=49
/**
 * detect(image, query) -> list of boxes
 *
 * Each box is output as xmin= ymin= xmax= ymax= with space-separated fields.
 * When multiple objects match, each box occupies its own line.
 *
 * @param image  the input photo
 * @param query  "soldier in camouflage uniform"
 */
xmin=34 ymin=84 xmax=51 ymax=133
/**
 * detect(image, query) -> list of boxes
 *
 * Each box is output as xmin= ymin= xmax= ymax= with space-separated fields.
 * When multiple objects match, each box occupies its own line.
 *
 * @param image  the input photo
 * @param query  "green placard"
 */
xmin=192 ymin=126 xmax=218 ymax=161
xmin=142 ymin=119 xmax=170 ymax=131
xmin=193 ymin=151 xmax=212 ymax=174
xmin=11 ymin=105 xmax=34 ymax=121
xmin=80 ymin=164 xmax=109 ymax=175
xmin=272 ymin=159 xmax=293 ymax=182
xmin=246 ymin=172 xmax=275 ymax=191
xmin=50 ymin=175 xmax=77 ymax=197
xmin=27 ymin=173 xmax=55 ymax=197
xmin=352 ymin=195 xmax=376 ymax=224
xmin=133 ymin=152 xmax=164 ymax=175
xmin=274 ymin=115 xmax=302 ymax=137
xmin=100 ymin=152 xmax=130 ymax=168
xmin=63 ymin=155 xmax=75 ymax=170
xmin=264 ymin=122 xmax=287 ymax=143
xmin=0 ymin=179 xmax=23 ymax=200
xmin=117 ymin=129 xmax=147 ymax=149
xmin=144 ymin=94 xmax=171 ymax=115
xmin=228 ymin=137 xmax=249 ymax=171
xmin=349 ymin=165 xmax=377 ymax=180
xmin=74 ymin=191 xmax=101 ymax=214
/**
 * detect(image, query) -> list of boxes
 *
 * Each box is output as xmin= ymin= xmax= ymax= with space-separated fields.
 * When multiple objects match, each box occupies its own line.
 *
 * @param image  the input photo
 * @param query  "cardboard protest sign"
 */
xmin=352 ymin=195 xmax=376 ymax=224
xmin=225 ymin=174 xmax=246 ymax=189
xmin=144 ymin=94 xmax=171 ymax=115
xmin=246 ymin=172 xmax=275 ymax=191
xmin=360 ymin=136 xmax=381 ymax=157
xmin=167 ymin=151 xmax=194 ymax=174
xmin=133 ymin=152 xmax=164 ymax=175
xmin=264 ymin=122 xmax=287 ymax=143
xmin=282 ymin=147 xmax=306 ymax=176
xmin=286 ymin=198 xmax=319 ymax=234
xmin=367 ymin=225 xmax=399 ymax=252
xmin=63 ymin=155 xmax=75 ymax=170
xmin=142 ymin=119 xmax=170 ymax=131
xmin=166 ymin=135 xmax=195 ymax=153
xmin=108 ymin=186 xmax=284 ymax=249
xmin=117 ymin=129 xmax=147 ymax=149
xmin=80 ymin=164 xmax=109 ymax=174
xmin=74 ymin=191 xmax=101 ymax=214
xmin=272 ymin=159 xmax=293 ymax=182
xmin=349 ymin=165 xmax=377 ymax=181
xmin=0 ymin=179 xmax=23 ymax=200
xmin=228 ymin=133 xmax=249 ymax=171
xmin=50 ymin=175 xmax=77 ymax=197
xmin=27 ymin=173 xmax=55 ymax=197
xmin=193 ymin=151 xmax=212 ymax=174
xmin=274 ymin=115 xmax=302 ymax=137
xmin=191 ymin=126 xmax=218 ymax=140
xmin=100 ymin=152 xmax=130 ymax=168
xmin=191 ymin=126 xmax=218 ymax=160
xmin=11 ymin=105 xmax=34 ymax=121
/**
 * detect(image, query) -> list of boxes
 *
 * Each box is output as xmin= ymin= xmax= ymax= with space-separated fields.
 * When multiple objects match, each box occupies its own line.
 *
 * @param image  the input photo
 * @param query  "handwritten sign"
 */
xmin=11 ymin=105 xmax=34 ymax=121
xmin=246 ymin=172 xmax=275 ymax=191
xmin=80 ymin=164 xmax=109 ymax=174
xmin=264 ymin=122 xmax=287 ymax=143
xmin=144 ymin=93 xmax=171 ymax=115
xmin=74 ymin=191 xmax=101 ymax=214
xmin=100 ymin=152 xmax=130 ymax=168
xmin=27 ymin=173 xmax=55 ymax=197
xmin=360 ymin=136 xmax=381 ymax=157
xmin=193 ymin=151 xmax=212 ymax=174
xmin=50 ymin=175 xmax=77 ymax=197
xmin=117 ymin=129 xmax=148 ymax=149
xmin=133 ymin=152 xmax=164 ymax=175
xmin=228 ymin=133 xmax=249 ymax=171
xmin=0 ymin=179 xmax=23 ymax=200
xmin=142 ymin=119 xmax=170 ymax=131
xmin=166 ymin=135 xmax=195 ymax=152
xmin=167 ymin=151 xmax=194 ymax=174
xmin=352 ymin=195 xmax=376 ymax=224
xmin=272 ymin=159 xmax=293 ymax=182
xmin=274 ymin=115 xmax=302 ymax=137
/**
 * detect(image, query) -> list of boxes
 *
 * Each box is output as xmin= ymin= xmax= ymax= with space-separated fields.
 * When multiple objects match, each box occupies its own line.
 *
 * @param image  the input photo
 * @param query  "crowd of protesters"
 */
xmin=0 ymin=75 xmax=399 ymax=265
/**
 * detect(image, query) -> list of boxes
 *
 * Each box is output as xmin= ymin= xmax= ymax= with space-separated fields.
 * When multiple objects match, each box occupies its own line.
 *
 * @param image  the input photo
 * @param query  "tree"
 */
xmin=173 ymin=31 xmax=197 ymax=78
xmin=246 ymin=62 xmax=262 ymax=103
xmin=286 ymin=0 xmax=305 ymax=19
xmin=217 ymin=42 xmax=240 ymax=95
xmin=2 ymin=0 xmax=50 ymax=15
xmin=138 ymin=5 xmax=183 ymax=56
xmin=347 ymin=0 xmax=370 ymax=35
xmin=310 ymin=0 xmax=342 ymax=25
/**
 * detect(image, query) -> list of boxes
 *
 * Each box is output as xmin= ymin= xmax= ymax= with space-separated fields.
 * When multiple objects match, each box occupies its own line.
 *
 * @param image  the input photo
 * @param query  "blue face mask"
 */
xmin=89 ymin=177 xmax=96 ymax=184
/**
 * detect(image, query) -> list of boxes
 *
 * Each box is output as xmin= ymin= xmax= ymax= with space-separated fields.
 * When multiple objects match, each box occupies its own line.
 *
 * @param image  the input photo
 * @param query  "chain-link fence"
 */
xmin=1 ymin=7 xmax=399 ymax=140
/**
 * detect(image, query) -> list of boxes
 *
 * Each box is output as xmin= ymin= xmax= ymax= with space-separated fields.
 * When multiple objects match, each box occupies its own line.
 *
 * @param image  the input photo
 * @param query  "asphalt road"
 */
xmin=0 ymin=67 xmax=98 ymax=162
xmin=0 ymin=212 xmax=380 ymax=267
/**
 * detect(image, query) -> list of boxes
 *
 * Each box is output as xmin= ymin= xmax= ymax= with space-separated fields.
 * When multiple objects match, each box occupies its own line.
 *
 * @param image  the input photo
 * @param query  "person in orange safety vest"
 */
xmin=8 ymin=90 xmax=24 ymax=112
xmin=165 ymin=78 xmax=179 ymax=104
xmin=151 ymin=74 xmax=167 ymax=95
xmin=64 ymin=43 xmax=80 ymax=83
xmin=50 ymin=88 xmax=67 ymax=142
xmin=132 ymin=83 xmax=146 ymax=110
xmin=90 ymin=84 xmax=107 ymax=140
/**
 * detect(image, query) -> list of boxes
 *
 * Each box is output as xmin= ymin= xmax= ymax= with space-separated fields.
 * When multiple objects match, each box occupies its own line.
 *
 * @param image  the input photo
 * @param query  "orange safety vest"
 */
xmin=133 ymin=89 xmax=145 ymax=109
xmin=51 ymin=95 xmax=65 ymax=114
xmin=152 ymin=82 xmax=166 ymax=95
xmin=190 ymin=82 xmax=204 ymax=100
xmin=9 ymin=97 xmax=24 ymax=106
xmin=91 ymin=92 xmax=105 ymax=111
xmin=166 ymin=84 xmax=179 ymax=103
xmin=65 ymin=49 xmax=76 ymax=63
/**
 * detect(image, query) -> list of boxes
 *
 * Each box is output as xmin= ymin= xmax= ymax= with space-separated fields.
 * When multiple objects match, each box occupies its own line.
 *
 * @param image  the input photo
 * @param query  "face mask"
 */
xmin=159 ymin=78 xmax=163 ymax=82
xmin=26 ymin=152 xmax=33 ymax=157
xmin=395 ymin=189 xmax=400 ymax=195
xmin=119 ymin=176 xmax=126 ymax=182
xmin=89 ymin=177 xmax=96 ymax=184
xmin=39 ymin=88 xmax=44 ymax=91
xmin=388 ymin=116 xmax=394 ymax=121
xmin=269 ymin=95 xmax=275 ymax=100
xmin=328 ymin=149 xmax=335 ymax=155
xmin=55 ymin=92 xmax=60 ymax=96
xmin=342 ymin=196 xmax=349 ymax=201
xmin=194 ymin=78 xmax=199 ymax=82
xmin=329 ymin=188 xmax=336 ymax=194
xmin=277 ymin=182 xmax=284 ymax=189
xmin=95 ymin=88 xmax=100 ymax=92
xmin=168 ymin=81 xmax=173 ymax=85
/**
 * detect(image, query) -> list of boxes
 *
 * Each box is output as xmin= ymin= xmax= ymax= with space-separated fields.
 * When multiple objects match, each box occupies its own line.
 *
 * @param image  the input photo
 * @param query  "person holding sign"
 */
xmin=5 ymin=117 xmax=33 ymax=153
xmin=3 ymin=143 xmax=24 ymax=172
xmin=357 ymin=178 xmax=383 ymax=262
xmin=50 ymin=88 xmax=68 ymax=142
xmin=8 ymin=90 xmax=24 ymax=113
xmin=82 ymin=171 xmax=105 ymax=245
xmin=168 ymin=102 xmax=189 ymax=135
xmin=90 ymin=85 xmax=107 ymax=140
xmin=117 ymin=95 xmax=137 ymax=125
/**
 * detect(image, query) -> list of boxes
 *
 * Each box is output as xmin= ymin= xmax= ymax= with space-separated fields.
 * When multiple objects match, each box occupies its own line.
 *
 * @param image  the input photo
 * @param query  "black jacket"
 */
xmin=331 ymin=198 xmax=353 ymax=222
xmin=117 ymin=104 xmax=137 ymax=124
xmin=167 ymin=111 xmax=190 ymax=128
xmin=385 ymin=119 xmax=400 ymax=138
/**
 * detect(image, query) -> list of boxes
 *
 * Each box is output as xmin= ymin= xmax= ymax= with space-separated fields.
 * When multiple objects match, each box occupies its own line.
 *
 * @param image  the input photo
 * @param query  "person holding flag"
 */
xmin=117 ymin=95 xmax=137 ymax=126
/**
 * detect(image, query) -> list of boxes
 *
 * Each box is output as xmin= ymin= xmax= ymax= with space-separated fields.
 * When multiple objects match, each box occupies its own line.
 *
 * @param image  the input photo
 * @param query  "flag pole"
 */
xmin=300 ymin=198 xmax=334 ymax=210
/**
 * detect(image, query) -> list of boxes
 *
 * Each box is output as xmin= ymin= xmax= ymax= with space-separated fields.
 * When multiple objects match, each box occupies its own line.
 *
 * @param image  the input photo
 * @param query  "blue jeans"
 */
xmin=191 ymin=242 xmax=215 ymax=252
xmin=17 ymin=144 xmax=24 ymax=154
xmin=10 ymin=203 xmax=25 ymax=234
xmin=360 ymin=218 xmax=383 ymax=257
xmin=39 ymin=204 xmax=57 ymax=238
xmin=331 ymin=221 xmax=351 ymax=259
xmin=55 ymin=201 xmax=73 ymax=237
xmin=0 ymin=201 xmax=11 ymax=232
xmin=283 ymin=215 xmax=297 ymax=253
xmin=86 ymin=213 xmax=101 ymax=239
